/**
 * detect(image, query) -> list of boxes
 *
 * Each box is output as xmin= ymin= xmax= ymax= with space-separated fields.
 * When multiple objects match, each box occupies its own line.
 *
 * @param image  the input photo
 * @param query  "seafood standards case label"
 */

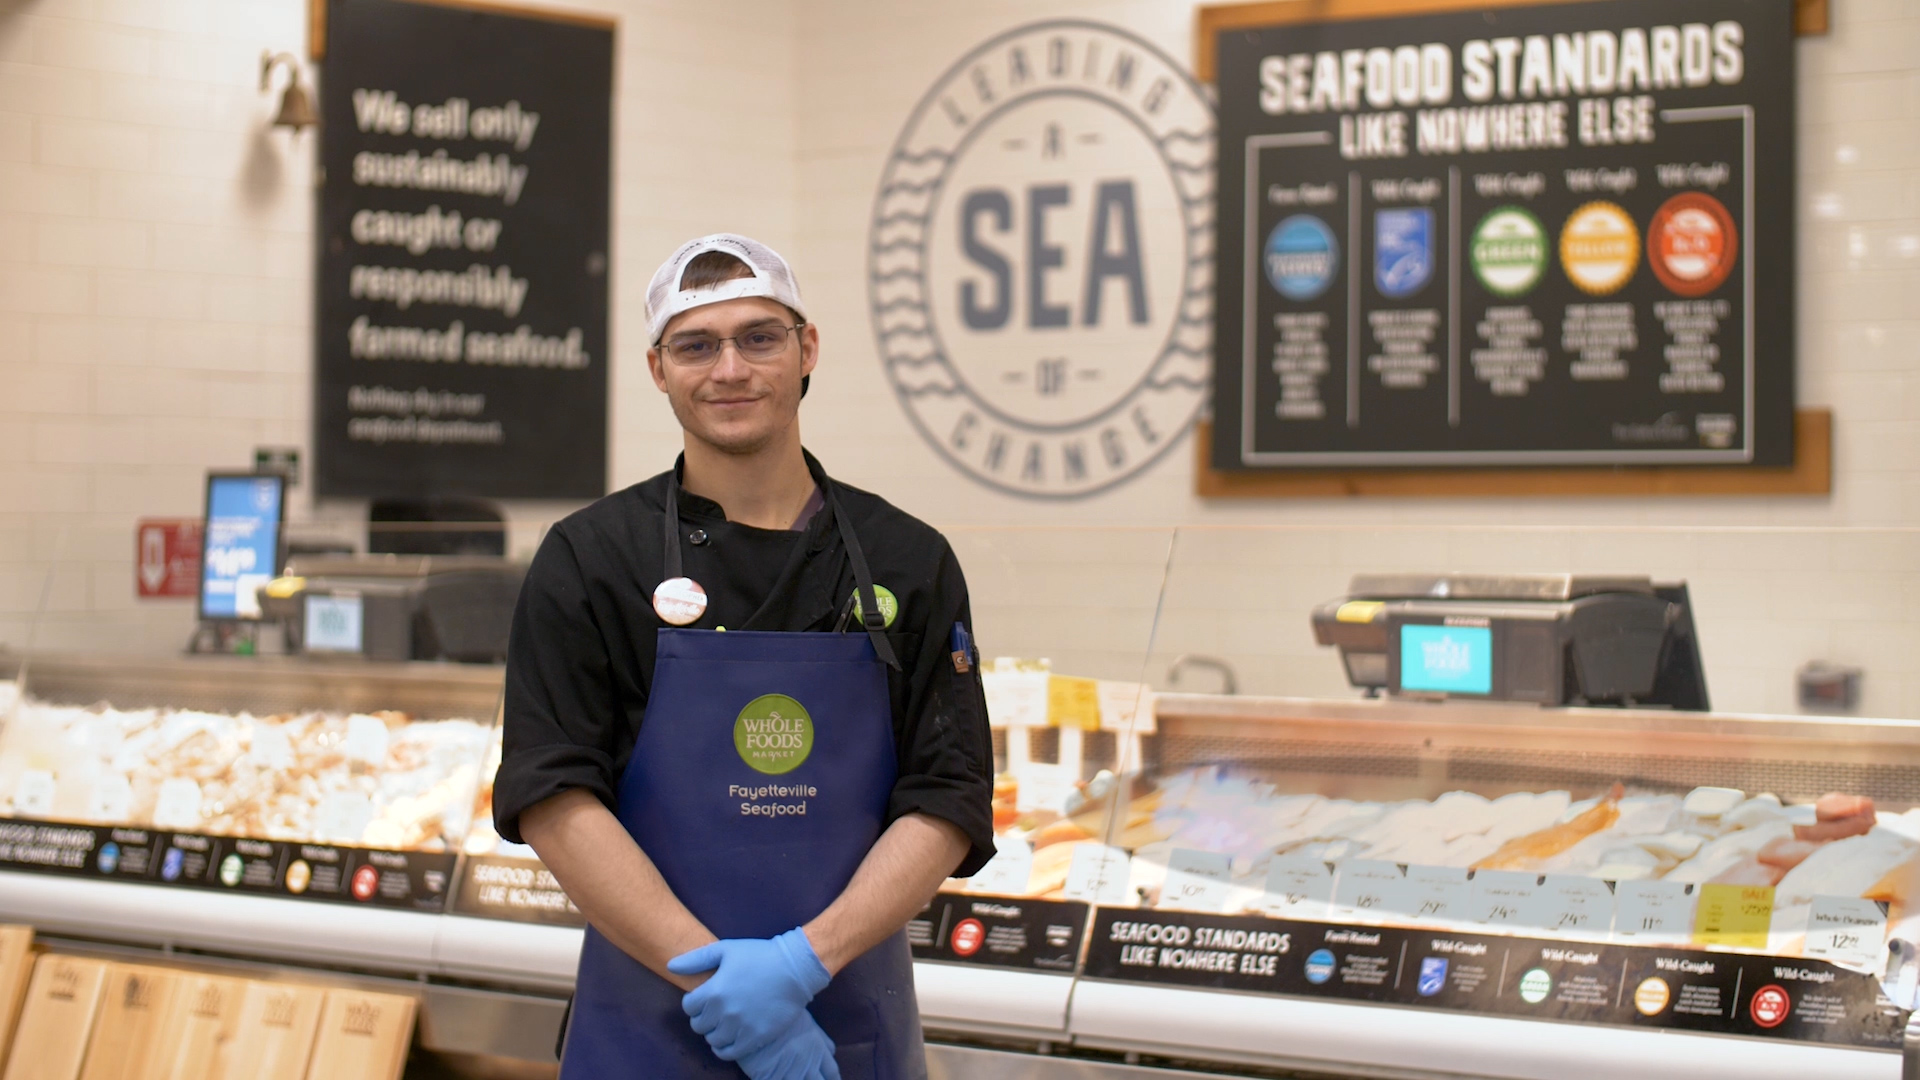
xmin=0 ymin=815 xmax=455 ymax=912
xmin=1210 ymin=0 xmax=1796 ymax=469
xmin=1082 ymin=908 xmax=1907 ymax=1049
xmin=451 ymin=854 xmax=584 ymax=927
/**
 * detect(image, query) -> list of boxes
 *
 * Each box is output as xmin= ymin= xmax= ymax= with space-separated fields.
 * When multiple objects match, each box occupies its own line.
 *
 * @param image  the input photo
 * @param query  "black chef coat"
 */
xmin=495 ymin=452 xmax=996 ymax=878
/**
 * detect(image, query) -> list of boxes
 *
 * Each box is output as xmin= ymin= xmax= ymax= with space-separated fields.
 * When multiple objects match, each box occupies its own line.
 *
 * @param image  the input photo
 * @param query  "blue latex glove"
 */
xmin=733 ymin=1010 xmax=841 ymax=1080
xmin=666 ymin=927 xmax=832 ymax=1060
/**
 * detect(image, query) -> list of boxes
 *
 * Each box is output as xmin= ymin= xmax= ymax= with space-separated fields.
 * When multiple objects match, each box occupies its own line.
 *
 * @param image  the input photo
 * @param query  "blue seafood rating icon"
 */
xmin=1418 ymin=956 xmax=1449 ymax=997
xmin=1375 ymin=208 xmax=1434 ymax=298
xmin=1265 ymin=215 xmax=1339 ymax=301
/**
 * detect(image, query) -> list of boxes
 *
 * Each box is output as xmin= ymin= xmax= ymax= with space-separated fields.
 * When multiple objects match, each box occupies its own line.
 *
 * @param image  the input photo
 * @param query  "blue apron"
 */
xmin=559 ymin=472 xmax=927 ymax=1080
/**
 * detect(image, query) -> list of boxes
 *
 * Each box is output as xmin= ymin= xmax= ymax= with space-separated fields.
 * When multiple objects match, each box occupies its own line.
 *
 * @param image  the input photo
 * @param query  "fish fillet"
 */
xmin=1794 ymin=814 xmax=1874 ymax=843
xmin=1472 ymin=784 xmax=1624 ymax=871
xmin=1776 ymin=829 xmax=1918 ymax=908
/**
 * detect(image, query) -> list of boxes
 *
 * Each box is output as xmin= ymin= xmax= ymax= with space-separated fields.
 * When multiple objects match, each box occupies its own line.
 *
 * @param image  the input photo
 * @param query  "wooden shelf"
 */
xmin=1195 ymin=408 xmax=1832 ymax=498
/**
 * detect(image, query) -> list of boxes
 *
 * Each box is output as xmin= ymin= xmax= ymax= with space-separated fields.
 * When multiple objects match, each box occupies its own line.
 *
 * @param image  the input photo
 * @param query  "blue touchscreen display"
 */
xmin=200 ymin=474 xmax=284 ymax=620
xmin=1399 ymin=624 xmax=1493 ymax=695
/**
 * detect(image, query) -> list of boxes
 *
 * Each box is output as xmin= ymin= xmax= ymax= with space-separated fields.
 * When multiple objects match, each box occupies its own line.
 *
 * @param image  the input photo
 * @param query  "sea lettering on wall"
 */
xmin=871 ymin=21 xmax=1215 ymax=499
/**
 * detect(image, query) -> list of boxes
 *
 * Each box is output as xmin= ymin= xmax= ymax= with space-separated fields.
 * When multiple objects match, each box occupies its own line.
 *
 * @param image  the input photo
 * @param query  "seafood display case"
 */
xmin=5 ymin=523 xmax=1920 ymax=1079
xmin=1027 ymin=524 xmax=1920 ymax=1080
xmin=0 ymin=651 xmax=578 ymax=1063
xmin=1058 ymin=693 xmax=1917 ymax=1079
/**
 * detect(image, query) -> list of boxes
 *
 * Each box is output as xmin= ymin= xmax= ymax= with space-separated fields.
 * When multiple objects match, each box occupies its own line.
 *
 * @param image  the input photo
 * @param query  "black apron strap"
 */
xmin=663 ymin=456 xmax=898 ymax=671
xmin=662 ymin=468 xmax=684 ymax=581
xmin=825 ymin=481 xmax=900 ymax=671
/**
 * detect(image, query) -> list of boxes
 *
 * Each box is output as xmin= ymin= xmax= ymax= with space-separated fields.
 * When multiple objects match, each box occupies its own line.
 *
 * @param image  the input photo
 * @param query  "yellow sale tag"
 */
xmin=1336 ymin=601 xmax=1385 ymax=623
xmin=1692 ymin=883 xmax=1774 ymax=949
xmin=1047 ymin=676 xmax=1101 ymax=731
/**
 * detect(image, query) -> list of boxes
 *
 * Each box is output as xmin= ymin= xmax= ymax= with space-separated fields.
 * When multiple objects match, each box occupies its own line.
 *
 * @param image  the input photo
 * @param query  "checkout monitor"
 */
xmin=198 ymin=472 xmax=286 ymax=621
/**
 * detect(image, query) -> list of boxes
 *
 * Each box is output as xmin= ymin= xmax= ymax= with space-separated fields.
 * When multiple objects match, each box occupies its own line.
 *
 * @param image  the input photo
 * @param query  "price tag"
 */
xmin=1160 ymin=849 xmax=1234 ymax=913
xmin=153 ymin=778 xmax=203 ymax=830
xmin=1692 ymin=883 xmax=1774 ymax=949
xmin=1261 ymin=855 xmax=1335 ymax=919
xmin=1062 ymin=843 xmax=1133 ymax=905
xmin=1615 ymin=880 xmax=1696 ymax=944
xmin=12 ymin=770 xmax=53 ymax=817
xmin=1096 ymin=681 xmax=1155 ymax=734
xmin=1333 ymin=860 xmax=1407 ymax=918
xmin=1047 ymin=676 xmax=1101 ymax=731
xmin=1803 ymin=895 xmax=1888 ymax=971
xmin=1469 ymin=870 xmax=1540 ymax=927
xmin=966 ymin=839 xmax=1034 ymax=896
xmin=981 ymin=668 xmax=1049 ymax=727
xmin=1527 ymin=875 xmax=1616 ymax=936
xmin=1014 ymin=775 xmax=1079 ymax=815
xmin=87 ymin=773 xmax=132 ymax=823
xmin=1402 ymin=864 xmax=1472 ymax=923
xmin=1125 ymin=851 xmax=1168 ymax=903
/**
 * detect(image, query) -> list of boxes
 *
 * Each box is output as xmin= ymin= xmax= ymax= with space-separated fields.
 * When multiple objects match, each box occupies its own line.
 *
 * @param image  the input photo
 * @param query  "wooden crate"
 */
xmin=220 ymin=982 xmax=325 ymax=1080
xmin=78 ymin=965 xmax=181 ymax=1080
xmin=151 ymin=974 xmax=247 ymax=1080
xmin=303 ymin=989 xmax=416 ymax=1080
xmin=2 ymin=955 xmax=109 ymax=1080
xmin=0 ymin=927 xmax=34 ymax=1066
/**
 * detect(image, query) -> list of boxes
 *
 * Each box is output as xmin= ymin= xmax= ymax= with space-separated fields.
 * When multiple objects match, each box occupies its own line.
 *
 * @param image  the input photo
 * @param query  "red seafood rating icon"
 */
xmin=1749 ymin=984 xmax=1791 ymax=1029
xmin=950 ymin=918 xmax=985 ymax=958
xmin=351 ymin=864 xmax=380 ymax=902
xmin=1648 ymin=191 xmax=1737 ymax=297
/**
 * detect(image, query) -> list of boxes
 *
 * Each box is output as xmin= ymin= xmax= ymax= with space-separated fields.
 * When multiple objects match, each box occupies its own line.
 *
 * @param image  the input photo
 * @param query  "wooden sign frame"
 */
xmin=1192 ymin=0 xmax=1830 ymax=498
xmin=1197 ymin=407 xmax=1829 ymax=497
xmin=309 ymin=0 xmax=616 ymax=61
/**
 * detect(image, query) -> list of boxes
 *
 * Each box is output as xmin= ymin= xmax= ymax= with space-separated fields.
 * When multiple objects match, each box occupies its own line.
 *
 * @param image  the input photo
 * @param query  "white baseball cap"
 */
xmin=645 ymin=233 xmax=806 ymax=345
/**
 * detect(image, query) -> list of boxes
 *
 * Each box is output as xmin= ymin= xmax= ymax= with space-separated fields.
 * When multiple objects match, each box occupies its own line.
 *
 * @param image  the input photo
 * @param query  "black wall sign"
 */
xmin=1083 ymin=908 xmax=1905 ymax=1050
xmin=1211 ymin=0 xmax=1794 ymax=469
xmin=316 ymin=0 xmax=613 ymax=498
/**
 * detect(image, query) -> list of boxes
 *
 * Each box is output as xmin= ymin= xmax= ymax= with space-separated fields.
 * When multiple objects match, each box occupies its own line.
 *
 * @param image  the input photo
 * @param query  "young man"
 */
xmin=494 ymin=234 xmax=995 ymax=1080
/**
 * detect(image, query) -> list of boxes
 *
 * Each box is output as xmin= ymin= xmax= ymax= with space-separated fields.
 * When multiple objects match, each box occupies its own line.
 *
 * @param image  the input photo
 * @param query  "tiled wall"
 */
xmin=1 ymin=0 xmax=1916 ymax=718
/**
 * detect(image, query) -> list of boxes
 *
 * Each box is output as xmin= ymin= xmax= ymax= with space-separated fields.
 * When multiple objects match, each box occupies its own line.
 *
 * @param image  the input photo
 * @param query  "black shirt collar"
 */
xmin=668 ymin=450 xmax=836 ymax=552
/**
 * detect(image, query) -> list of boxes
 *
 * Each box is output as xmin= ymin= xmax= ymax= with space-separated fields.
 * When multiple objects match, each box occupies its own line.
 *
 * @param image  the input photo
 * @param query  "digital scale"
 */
xmin=1311 ymin=574 xmax=1708 ymax=709
xmin=260 ymin=555 xmax=527 ymax=664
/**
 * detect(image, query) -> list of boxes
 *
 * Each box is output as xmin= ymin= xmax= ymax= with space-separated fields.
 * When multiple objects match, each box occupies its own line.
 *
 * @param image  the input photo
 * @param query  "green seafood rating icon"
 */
xmin=1470 ymin=207 xmax=1548 ymax=297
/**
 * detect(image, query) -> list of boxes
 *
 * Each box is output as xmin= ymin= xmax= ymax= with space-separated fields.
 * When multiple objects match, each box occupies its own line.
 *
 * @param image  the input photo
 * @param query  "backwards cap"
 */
xmin=646 ymin=233 xmax=806 ymax=345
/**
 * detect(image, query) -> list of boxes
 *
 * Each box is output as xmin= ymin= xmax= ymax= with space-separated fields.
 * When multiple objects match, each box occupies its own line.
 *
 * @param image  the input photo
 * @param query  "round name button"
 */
xmin=653 ymin=577 xmax=708 ymax=626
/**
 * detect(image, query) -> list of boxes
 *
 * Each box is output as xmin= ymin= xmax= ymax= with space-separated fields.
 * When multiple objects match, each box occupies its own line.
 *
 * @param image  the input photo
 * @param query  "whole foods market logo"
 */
xmin=869 ymin=21 xmax=1215 ymax=499
xmin=734 ymin=694 xmax=814 ymax=775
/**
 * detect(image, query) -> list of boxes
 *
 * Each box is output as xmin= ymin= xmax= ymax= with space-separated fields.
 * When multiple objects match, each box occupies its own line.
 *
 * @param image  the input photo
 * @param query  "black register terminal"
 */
xmin=1311 ymin=574 xmax=1708 ymax=710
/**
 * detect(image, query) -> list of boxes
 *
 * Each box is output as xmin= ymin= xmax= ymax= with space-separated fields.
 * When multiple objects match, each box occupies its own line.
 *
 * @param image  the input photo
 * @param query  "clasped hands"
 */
xmin=668 ymin=927 xmax=840 ymax=1080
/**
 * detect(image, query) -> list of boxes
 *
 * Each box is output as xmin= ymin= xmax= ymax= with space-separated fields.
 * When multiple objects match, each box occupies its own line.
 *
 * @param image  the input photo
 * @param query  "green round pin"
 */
xmin=849 ymin=585 xmax=899 ymax=629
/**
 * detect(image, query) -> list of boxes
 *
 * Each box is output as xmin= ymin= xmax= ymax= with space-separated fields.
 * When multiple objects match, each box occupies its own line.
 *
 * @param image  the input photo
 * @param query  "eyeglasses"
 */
xmin=660 ymin=323 xmax=805 ymax=367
